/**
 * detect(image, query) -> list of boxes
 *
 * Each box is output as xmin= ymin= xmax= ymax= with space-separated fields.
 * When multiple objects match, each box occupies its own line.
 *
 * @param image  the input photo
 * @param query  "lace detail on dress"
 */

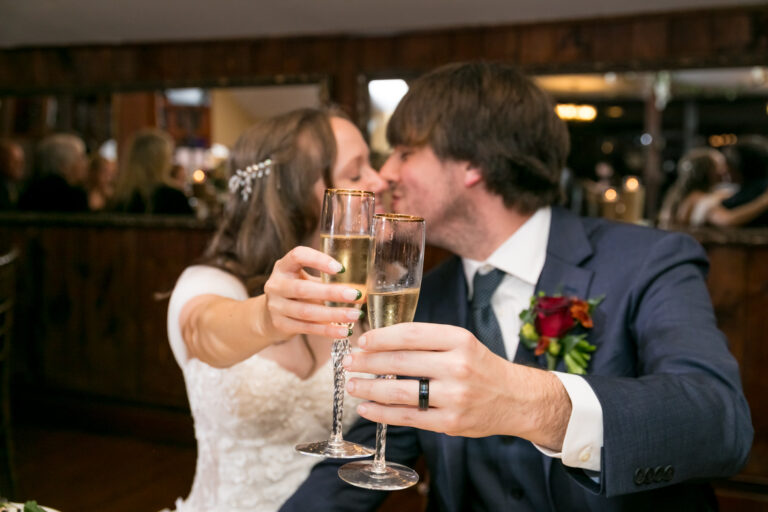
xmin=169 ymin=353 xmax=364 ymax=512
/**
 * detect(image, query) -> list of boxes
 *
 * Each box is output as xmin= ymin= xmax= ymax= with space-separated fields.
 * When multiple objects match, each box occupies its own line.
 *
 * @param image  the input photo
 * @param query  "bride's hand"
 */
xmin=261 ymin=246 xmax=363 ymax=340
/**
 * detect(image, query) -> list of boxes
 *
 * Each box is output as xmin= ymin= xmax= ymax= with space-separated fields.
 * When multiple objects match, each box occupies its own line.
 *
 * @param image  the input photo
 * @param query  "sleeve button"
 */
xmin=633 ymin=468 xmax=645 ymax=485
xmin=653 ymin=466 xmax=664 ymax=483
xmin=644 ymin=468 xmax=654 ymax=484
xmin=663 ymin=465 xmax=674 ymax=482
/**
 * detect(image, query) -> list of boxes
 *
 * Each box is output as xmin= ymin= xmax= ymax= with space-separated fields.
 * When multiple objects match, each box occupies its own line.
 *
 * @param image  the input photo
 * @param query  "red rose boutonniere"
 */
xmin=518 ymin=292 xmax=604 ymax=374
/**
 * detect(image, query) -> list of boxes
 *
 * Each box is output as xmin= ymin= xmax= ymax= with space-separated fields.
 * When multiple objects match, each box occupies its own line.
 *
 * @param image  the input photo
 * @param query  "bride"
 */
xmin=164 ymin=108 xmax=386 ymax=511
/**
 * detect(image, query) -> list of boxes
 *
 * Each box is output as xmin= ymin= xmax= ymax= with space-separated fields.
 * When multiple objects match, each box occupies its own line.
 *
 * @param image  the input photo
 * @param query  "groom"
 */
xmin=282 ymin=61 xmax=752 ymax=511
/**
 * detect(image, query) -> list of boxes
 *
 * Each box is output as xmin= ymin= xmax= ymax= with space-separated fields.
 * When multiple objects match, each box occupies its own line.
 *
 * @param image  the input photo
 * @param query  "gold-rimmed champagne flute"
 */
xmin=295 ymin=189 xmax=376 ymax=458
xmin=338 ymin=213 xmax=425 ymax=489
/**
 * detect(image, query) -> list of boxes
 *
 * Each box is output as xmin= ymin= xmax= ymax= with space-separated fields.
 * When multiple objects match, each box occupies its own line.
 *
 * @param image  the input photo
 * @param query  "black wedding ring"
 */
xmin=418 ymin=378 xmax=430 ymax=410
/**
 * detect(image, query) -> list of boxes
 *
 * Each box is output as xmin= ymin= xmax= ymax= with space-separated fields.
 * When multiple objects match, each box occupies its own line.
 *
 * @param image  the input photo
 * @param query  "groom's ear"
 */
xmin=463 ymin=163 xmax=483 ymax=188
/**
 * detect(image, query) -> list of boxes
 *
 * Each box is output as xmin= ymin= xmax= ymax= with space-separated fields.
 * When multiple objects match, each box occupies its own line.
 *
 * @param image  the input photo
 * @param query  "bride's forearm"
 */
xmin=181 ymin=294 xmax=278 ymax=368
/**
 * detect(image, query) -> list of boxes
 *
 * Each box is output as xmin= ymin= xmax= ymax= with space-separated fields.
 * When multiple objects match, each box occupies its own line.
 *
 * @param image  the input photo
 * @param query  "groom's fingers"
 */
xmin=344 ymin=350 xmax=448 ymax=378
xmin=355 ymin=402 xmax=466 ymax=437
xmin=347 ymin=376 xmax=444 ymax=408
xmin=359 ymin=322 xmax=475 ymax=352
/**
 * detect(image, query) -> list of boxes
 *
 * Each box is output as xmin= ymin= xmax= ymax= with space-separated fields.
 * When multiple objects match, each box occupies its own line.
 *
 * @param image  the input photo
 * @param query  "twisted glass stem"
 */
xmin=329 ymin=333 xmax=351 ymax=446
xmin=372 ymin=374 xmax=396 ymax=473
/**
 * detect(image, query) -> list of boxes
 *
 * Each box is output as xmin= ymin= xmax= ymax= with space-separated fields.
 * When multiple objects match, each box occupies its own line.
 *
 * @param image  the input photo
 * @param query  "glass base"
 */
xmin=295 ymin=440 xmax=375 ymax=459
xmin=338 ymin=460 xmax=419 ymax=490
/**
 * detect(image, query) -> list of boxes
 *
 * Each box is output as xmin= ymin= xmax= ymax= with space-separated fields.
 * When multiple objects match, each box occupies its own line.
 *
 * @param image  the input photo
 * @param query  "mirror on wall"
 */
xmin=366 ymin=67 xmax=768 ymax=223
xmin=0 ymin=79 xmax=328 ymax=217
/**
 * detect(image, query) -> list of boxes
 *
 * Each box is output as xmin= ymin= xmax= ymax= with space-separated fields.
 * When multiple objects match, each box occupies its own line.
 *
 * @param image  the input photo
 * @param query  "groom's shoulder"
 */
xmin=576 ymin=213 xmax=707 ymax=264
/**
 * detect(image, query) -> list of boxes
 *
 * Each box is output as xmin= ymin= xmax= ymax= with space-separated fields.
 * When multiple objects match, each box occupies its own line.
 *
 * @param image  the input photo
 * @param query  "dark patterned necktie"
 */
xmin=469 ymin=268 xmax=508 ymax=359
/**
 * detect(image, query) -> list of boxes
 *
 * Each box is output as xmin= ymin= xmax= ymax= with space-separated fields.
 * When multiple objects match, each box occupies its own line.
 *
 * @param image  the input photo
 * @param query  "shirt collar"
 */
xmin=462 ymin=207 xmax=551 ymax=297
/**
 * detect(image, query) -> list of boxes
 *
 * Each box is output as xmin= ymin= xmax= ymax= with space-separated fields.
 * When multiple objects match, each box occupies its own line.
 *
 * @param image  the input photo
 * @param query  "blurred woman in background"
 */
xmin=111 ymin=128 xmax=193 ymax=215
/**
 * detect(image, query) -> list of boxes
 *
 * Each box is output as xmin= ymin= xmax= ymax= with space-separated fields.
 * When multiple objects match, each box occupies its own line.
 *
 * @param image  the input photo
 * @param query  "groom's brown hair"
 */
xmin=386 ymin=61 xmax=570 ymax=213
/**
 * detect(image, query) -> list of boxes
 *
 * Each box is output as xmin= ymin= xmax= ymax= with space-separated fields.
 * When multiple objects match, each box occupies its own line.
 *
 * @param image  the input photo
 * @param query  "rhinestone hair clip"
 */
xmin=228 ymin=157 xmax=273 ymax=201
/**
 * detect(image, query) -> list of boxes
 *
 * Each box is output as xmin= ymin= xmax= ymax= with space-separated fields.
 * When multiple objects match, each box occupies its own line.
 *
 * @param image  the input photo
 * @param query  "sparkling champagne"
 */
xmin=366 ymin=288 xmax=420 ymax=328
xmin=322 ymin=234 xmax=371 ymax=307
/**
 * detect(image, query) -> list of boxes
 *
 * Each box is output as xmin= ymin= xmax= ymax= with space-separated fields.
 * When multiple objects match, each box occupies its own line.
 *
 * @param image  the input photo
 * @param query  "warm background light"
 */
xmin=624 ymin=176 xmax=640 ymax=192
xmin=603 ymin=188 xmax=618 ymax=202
xmin=192 ymin=169 xmax=206 ymax=183
xmin=556 ymin=103 xmax=597 ymax=121
xmin=708 ymin=133 xmax=738 ymax=147
xmin=605 ymin=105 xmax=624 ymax=118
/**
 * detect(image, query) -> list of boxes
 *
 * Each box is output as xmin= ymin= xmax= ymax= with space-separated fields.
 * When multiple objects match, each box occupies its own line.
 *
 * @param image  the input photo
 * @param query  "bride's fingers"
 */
xmin=268 ymin=296 xmax=362 ymax=325
xmin=276 ymin=316 xmax=352 ymax=339
xmin=276 ymin=246 xmax=343 ymax=276
xmin=265 ymin=277 xmax=360 ymax=304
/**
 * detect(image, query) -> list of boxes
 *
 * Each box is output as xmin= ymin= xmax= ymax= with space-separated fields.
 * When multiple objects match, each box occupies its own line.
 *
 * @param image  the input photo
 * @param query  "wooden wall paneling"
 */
xmin=481 ymin=27 xmax=520 ymax=63
xmin=359 ymin=37 xmax=400 ymax=73
xmin=1 ymin=7 xmax=768 ymax=100
xmin=84 ymin=227 xmax=141 ymax=400
xmin=451 ymin=29 xmax=487 ymax=62
xmin=396 ymin=31 xmax=457 ymax=70
xmin=250 ymin=38 xmax=289 ymax=76
xmin=742 ymin=246 xmax=768 ymax=484
xmin=668 ymin=13 xmax=713 ymax=62
xmin=135 ymin=227 xmax=198 ymax=407
xmin=710 ymin=11 xmax=762 ymax=54
xmin=110 ymin=45 xmax=140 ymax=89
xmin=588 ymin=20 xmax=634 ymax=68
xmin=706 ymin=245 xmax=748 ymax=363
xmin=517 ymin=23 xmax=589 ymax=67
xmin=331 ymin=37 xmax=361 ymax=120
xmin=39 ymin=226 xmax=86 ymax=391
xmin=629 ymin=19 xmax=669 ymax=64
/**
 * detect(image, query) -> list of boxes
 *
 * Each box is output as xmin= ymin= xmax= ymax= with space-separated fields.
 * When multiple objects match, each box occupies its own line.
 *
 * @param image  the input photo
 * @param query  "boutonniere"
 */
xmin=519 ymin=292 xmax=604 ymax=374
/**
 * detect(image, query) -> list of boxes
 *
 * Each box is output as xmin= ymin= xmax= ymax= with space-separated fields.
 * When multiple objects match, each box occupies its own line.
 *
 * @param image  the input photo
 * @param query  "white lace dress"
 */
xmin=164 ymin=265 xmax=363 ymax=512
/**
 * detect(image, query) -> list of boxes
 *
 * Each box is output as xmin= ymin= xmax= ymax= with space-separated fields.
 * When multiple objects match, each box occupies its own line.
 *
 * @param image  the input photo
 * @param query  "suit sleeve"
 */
xmin=280 ymin=419 xmax=422 ymax=511
xmin=581 ymin=232 xmax=753 ymax=497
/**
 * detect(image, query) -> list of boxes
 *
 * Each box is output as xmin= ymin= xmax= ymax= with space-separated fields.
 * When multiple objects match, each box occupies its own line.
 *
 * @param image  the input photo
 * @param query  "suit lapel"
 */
xmin=424 ymin=256 xmax=469 ymax=330
xmin=512 ymin=207 xmax=595 ymax=368
xmin=530 ymin=207 xmax=595 ymax=504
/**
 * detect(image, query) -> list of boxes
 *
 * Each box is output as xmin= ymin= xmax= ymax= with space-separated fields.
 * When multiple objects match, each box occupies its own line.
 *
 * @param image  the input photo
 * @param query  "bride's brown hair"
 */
xmin=201 ymin=108 xmax=336 ymax=295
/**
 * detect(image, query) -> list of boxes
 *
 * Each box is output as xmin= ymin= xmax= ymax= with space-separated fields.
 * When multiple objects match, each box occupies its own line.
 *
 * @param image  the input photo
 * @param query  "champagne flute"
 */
xmin=296 ymin=189 xmax=376 ymax=458
xmin=338 ymin=213 xmax=425 ymax=490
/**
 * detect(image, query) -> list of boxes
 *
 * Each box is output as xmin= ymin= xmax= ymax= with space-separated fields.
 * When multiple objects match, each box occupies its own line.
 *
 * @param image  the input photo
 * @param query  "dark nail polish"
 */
xmin=359 ymin=309 xmax=365 ymax=320
xmin=355 ymin=289 xmax=362 ymax=300
xmin=347 ymin=328 xmax=353 ymax=337
xmin=338 ymin=264 xmax=346 ymax=274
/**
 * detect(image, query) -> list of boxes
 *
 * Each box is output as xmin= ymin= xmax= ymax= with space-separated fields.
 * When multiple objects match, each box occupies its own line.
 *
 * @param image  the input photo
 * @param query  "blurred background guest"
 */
xmin=111 ymin=128 xmax=194 ymax=215
xmin=0 ymin=139 xmax=25 ymax=210
xmin=17 ymin=133 xmax=88 ymax=212
xmin=169 ymin=163 xmax=188 ymax=193
xmin=658 ymin=147 xmax=731 ymax=227
xmin=86 ymin=154 xmax=116 ymax=212
xmin=659 ymin=145 xmax=768 ymax=228
xmin=720 ymin=137 xmax=768 ymax=227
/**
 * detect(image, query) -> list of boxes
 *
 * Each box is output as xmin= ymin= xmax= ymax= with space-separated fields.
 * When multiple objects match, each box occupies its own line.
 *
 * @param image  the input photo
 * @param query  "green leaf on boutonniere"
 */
xmin=546 ymin=352 xmax=558 ymax=370
xmin=587 ymin=294 xmax=605 ymax=313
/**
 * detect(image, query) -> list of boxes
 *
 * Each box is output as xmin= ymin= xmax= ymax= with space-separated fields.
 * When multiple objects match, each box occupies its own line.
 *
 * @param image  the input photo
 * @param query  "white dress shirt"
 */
xmin=461 ymin=207 xmax=603 ymax=472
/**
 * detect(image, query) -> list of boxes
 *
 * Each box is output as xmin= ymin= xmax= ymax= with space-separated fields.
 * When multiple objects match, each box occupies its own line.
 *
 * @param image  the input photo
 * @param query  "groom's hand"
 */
xmin=343 ymin=322 xmax=571 ymax=450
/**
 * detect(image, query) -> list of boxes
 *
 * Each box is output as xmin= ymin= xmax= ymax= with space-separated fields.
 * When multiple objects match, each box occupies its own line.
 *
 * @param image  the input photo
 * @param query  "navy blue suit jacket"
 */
xmin=282 ymin=207 xmax=752 ymax=511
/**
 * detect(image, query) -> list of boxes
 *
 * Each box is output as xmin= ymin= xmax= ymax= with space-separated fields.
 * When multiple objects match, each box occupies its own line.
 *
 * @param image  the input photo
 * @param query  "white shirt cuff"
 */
xmin=534 ymin=371 xmax=603 ymax=472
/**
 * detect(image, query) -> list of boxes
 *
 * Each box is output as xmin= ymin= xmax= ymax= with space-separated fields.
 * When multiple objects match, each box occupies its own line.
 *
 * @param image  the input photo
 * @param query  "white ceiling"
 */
xmin=0 ymin=0 xmax=759 ymax=49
